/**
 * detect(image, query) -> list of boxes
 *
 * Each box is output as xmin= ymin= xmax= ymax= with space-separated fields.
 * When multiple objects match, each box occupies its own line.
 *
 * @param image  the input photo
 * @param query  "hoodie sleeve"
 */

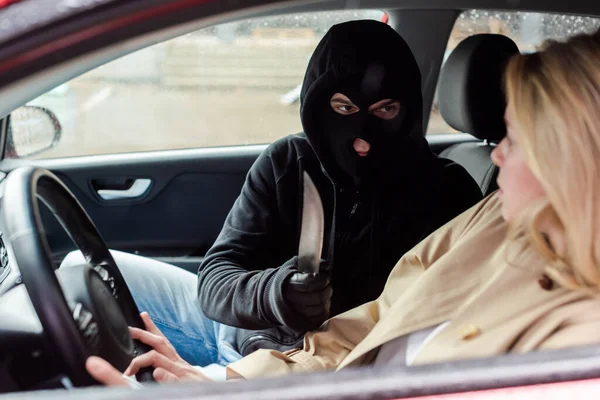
xmin=197 ymin=146 xmax=297 ymax=329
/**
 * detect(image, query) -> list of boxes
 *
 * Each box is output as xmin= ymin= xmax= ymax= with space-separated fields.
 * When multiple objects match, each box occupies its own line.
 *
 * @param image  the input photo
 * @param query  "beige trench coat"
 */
xmin=228 ymin=193 xmax=600 ymax=380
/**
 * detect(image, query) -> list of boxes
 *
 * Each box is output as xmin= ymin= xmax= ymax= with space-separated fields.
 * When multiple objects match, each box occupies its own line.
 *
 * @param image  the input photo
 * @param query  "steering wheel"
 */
xmin=1 ymin=166 xmax=155 ymax=386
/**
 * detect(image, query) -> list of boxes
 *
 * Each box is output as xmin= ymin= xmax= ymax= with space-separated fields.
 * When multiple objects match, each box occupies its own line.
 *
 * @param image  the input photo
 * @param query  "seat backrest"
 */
xmin=437 ymin=34 xmax=519 ymax=196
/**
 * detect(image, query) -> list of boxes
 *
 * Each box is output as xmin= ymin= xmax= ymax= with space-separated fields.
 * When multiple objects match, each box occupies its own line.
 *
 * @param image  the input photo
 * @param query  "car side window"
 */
xmin=427 ymin=10 xmax=600 ymax=135
xmin=7 ymin=10 xmax=385 ymax=160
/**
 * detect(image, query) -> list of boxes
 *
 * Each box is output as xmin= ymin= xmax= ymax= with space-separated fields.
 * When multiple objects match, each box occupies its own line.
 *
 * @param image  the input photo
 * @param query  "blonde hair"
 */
xmin=504 ymin=31 xmax=600 ymax=292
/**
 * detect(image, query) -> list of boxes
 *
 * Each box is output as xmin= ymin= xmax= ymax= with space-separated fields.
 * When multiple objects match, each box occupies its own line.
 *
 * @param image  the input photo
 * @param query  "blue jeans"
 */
xmin=60 ymin=250 xmax=242 ymax=369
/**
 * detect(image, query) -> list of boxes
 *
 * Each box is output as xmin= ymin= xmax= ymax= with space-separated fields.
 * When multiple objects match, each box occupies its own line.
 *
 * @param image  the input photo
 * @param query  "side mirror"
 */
xmin=6 ymin=105 xmax=62 ymax=159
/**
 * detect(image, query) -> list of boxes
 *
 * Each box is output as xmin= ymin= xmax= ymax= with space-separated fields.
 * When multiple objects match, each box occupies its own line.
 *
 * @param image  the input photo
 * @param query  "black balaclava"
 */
xmin=300 ymin=20 xmax=431 ymax=188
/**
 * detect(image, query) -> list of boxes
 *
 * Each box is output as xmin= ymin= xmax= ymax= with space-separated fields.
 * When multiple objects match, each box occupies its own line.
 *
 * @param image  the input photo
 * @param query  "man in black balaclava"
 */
xmin=75 ymin=20 xmax=483 ymax=373
xmin=199 ymin=20 xmax=481 ymax=359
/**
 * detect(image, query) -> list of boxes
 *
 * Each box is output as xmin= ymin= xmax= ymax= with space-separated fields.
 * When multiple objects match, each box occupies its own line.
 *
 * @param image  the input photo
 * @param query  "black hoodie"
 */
xmin=198 ymin=20 xmax=483 ymax=355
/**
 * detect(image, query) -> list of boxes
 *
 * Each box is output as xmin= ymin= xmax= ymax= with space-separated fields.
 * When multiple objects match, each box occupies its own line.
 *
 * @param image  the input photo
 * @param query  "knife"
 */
xmin=297 ymin=171 xmax=325 ymax=274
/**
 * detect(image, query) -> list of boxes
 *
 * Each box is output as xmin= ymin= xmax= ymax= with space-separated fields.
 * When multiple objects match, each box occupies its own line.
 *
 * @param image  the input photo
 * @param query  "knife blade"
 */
xmin=297 ymin=171 xmax=324 ymax=274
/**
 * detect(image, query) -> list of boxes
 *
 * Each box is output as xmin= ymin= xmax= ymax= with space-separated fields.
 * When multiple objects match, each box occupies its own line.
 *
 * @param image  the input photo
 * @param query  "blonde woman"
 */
xmin=88 ymin=30 xmax=600 ymax=385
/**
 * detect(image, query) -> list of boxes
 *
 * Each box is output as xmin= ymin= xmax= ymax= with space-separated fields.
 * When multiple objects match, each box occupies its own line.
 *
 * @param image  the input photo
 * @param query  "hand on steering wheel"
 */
xmin=87 ymin=312 xmax=212 ymax=386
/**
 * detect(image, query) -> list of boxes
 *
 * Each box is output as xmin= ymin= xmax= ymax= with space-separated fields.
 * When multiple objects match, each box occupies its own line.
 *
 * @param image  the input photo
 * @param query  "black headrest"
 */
xmin=438 ymin=34 xmax=519 ymax=141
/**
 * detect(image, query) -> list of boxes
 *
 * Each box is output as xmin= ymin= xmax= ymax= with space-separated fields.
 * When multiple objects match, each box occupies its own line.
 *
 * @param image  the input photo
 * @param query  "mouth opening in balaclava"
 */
xmin=300 ymin=20 xmax=429 ymax=188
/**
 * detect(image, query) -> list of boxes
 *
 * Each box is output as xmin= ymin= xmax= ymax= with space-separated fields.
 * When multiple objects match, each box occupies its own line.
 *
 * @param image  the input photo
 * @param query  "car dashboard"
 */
xmin=0 ymin=235 xmax=9 ymax=287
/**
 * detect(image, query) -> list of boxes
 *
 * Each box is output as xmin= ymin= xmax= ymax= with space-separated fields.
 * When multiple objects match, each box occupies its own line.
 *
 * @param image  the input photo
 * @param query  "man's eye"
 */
xmin=332 ymin=104 xmax=359 ymax=115
xmin=372 ymin=103 xmax=401 ymax=119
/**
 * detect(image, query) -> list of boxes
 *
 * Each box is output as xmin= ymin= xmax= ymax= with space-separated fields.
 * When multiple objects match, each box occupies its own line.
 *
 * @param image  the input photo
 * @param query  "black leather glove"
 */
xmin=282 ymin=257 xmax=332 ymax=331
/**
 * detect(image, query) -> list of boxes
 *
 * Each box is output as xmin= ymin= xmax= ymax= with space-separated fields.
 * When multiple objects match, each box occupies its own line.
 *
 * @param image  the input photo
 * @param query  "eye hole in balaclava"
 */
xmin=300 ymin=20 xmax=429 ymax=189
xmin=329 ymin=93 xmax=402 ymax=120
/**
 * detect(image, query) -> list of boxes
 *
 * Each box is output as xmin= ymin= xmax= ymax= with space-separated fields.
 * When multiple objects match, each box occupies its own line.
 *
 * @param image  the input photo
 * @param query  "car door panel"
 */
xmin=28 ymin=145 xmax=265 ymax=272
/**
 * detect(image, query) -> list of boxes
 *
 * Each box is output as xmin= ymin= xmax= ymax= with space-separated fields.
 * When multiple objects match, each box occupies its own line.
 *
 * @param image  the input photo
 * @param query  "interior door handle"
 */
xmin=96 ymin=179 xmax=152 ymax=200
